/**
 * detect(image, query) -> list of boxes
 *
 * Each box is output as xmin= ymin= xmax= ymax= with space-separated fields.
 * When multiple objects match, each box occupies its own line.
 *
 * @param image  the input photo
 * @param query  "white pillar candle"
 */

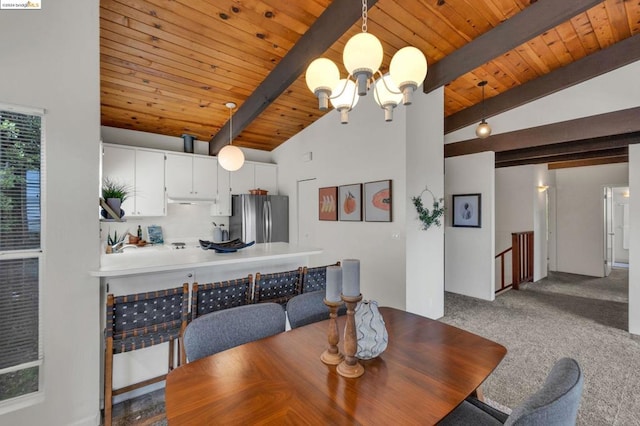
xmin=342 ymin=259 xmax=360 ymax=297
xmin=326 ymin=265 xmax=342 ymax=302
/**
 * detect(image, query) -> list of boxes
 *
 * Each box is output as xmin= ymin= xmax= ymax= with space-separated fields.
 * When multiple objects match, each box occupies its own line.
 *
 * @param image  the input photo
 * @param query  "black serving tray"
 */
xmin=198 ymin=239 xmax=255 ymax=253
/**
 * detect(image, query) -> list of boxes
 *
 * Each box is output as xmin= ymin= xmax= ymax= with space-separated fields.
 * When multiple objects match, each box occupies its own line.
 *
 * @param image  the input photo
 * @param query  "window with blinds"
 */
xmin=0 ymin=105 xmax=44 ymax=406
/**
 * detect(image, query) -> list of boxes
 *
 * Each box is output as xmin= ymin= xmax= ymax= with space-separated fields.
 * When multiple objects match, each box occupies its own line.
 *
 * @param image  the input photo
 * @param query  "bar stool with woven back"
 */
xmin=254 ymin=267 xmax=302 ymax=306
xmin=182 ymin=275 xmax=253 ymax=363
xmin=301 ymin=261 xmax=341 ymax=293
xmin=103 ymin=284 xmax=189 ymax=426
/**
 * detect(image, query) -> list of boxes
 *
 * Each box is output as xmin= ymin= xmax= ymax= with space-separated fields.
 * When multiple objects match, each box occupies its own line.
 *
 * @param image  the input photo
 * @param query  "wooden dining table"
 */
xmin=165 ymin=307 xmax=507 ymax=425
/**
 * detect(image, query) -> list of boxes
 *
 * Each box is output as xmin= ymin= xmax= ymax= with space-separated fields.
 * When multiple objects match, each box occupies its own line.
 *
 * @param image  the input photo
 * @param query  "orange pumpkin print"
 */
xmin=343 ymin=191 xmax=356 ymax=214
xmin=372 ymin=189 xmax=390 ymax=211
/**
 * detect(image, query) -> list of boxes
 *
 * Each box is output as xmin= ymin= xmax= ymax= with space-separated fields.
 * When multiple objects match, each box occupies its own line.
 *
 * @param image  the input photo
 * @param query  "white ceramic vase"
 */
xmin=355 ymin=300 xmax=388 ymax=359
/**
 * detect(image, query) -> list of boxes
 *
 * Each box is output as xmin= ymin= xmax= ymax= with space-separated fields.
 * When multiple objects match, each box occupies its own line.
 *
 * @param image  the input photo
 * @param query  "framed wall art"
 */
xmin=318 ymin=186 xmax=338 ymax=221
xmin=452 ymin=193 xmax=481 ymax=228
xmin=364 ymin=180 xmax=392 ymax=222
xmin=338 ymin=183 xmax=362 ymax=221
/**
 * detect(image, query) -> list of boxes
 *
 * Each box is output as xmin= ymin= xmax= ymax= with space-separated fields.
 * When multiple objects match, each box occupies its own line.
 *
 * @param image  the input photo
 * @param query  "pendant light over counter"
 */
xmin=475 ymin=81 xmax=491 ymax=139
xmin=218 ymin=102 xmax=245 ymax=172
xmin=305 ymin=0 xmax=427 ymax=124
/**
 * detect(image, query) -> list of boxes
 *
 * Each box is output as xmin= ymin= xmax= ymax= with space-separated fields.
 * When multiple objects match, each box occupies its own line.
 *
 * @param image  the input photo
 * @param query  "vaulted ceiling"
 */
xmin=100 ymin=0 xmax=640 ymax=166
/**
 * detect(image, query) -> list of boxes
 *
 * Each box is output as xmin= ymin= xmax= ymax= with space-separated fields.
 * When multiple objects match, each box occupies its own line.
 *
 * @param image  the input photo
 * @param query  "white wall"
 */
xmin=405 ymin=87 xmax=445 ymax=319
xmin=0 ymin=2 xmax=101 ymax=425
xmin=555 ymin=163 xmax=628 ymax=277
xmin=628 ymin=145 xmax=639 ymax=335
xmin=533 ymin=165 xmax=550 ymax=282
xmin=273 ymin=94 xmax=408 ymax=309
xmin=445 ymin=60 xmax=640 ymax=143
xmin=445 ymin=152 xmax=495 ymax=301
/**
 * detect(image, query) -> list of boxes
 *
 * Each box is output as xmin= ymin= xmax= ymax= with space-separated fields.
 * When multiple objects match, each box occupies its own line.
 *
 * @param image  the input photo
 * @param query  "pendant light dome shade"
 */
xmin=373 ymin=74 xmax=403 ymax=122
xmin=218 ymin=102 xmax=245 ymax=171
xmin=475 ymin=119 xmax=491 ymax=139
xmin=475 ymin=81 xmax=491 ymax=139
xmin=389 ymin=46 xmax=428 ymax=105
xmin=218 ymin=145 xmax=245 ymax=171
xmin=305 ymin=58 xmax=340 ymax=110
xmin=343 ymin=32 xmax=383 ymax=96
xmin=330 ymin=79 xmax=359 ymax=124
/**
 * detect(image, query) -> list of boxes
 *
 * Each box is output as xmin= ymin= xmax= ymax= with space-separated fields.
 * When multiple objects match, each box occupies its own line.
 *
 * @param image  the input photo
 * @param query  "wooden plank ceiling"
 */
xmin=100 ymin=0 xmax=640 ymax=166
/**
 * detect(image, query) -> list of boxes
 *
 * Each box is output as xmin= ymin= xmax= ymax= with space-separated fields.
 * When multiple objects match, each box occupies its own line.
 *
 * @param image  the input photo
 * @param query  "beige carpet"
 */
xmin=440 ymin=268 xmax=640 ymax=426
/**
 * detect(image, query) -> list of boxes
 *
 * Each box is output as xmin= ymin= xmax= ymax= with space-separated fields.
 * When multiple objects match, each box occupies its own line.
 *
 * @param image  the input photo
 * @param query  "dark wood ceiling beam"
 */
xmin=496 ymin=147 xmax=629 ymax=168
xmin=445 ymin=34 xmax=640 ymax=133
xmin=445 ymin=106 xmax=640 ymax=158
xmin=209 ymin=0 xmax=378 ymax=155
xmin=547 ymin=156 xmax=629 ymax=170
xmin=423 ymin=0 xmax=603 ymax=93
xmin=495 ymin=132 xmax=640 ymax=163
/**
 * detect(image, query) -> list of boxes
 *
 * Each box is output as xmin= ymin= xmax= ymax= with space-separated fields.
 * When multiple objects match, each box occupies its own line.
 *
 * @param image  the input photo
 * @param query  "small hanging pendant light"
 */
xmin=218 ymin=102 xmax=245 ymax=172
xmin=475 ymin=81 xmax=492 ymax=139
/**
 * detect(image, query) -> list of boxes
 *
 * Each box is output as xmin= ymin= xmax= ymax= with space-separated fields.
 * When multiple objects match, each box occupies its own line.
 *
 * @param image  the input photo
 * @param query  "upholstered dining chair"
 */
xmin=104 ymin=284 xmax=189 ymax=426
xmin=254 ymin=268 xmax=302 ymax=305
xmin=183 ymin=303 xmax=286 ymax=363
xmin=286 ymin=290 xmax=346 ymax=329
xmin=438 ymin=357 xmax=584 ymax=426
xmin=301 ymin=262 xmax=340 ymax=293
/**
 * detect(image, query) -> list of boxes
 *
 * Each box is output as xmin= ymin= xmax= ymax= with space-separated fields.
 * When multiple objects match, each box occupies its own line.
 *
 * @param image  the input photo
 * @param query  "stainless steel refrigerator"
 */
xmin=229 ymin=194 xmax=289 ymax=243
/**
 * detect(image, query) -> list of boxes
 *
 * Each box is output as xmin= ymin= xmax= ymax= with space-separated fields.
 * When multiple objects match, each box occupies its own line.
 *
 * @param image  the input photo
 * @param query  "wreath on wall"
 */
xmin=412 ymin=187 xmax=445 ymax=230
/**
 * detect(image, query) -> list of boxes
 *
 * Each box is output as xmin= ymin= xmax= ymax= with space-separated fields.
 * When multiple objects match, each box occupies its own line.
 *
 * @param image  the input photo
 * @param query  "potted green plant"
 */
xmin=102 ymin=177 xmax=130 ymax=219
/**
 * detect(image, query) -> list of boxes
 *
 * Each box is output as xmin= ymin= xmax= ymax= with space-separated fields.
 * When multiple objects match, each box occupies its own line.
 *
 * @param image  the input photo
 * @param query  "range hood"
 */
xmin=167 ymin=196 xmax=215 ymax=205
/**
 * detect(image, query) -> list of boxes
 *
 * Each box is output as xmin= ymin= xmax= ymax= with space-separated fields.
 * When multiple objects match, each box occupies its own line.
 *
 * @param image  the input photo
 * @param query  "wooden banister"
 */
xmin=495 ymin=231 xmax=533 ymax=294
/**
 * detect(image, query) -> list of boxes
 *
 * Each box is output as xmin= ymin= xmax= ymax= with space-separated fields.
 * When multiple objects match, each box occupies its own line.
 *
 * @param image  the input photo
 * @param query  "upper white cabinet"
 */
xmin=230 ymin=162 xmax=278 ymax=195
xmin=166 ymin=152 xmax=217 ymax=200
xmin=102 ymin=144 xmax=166 ymax=217
xmin=213 ymin=166 xmax=231 ymax=216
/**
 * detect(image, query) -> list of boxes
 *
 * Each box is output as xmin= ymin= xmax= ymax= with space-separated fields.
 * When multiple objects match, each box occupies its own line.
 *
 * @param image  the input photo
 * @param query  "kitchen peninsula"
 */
xmin=91 ymin=241 xmax=321 ymax=279
xmin=91 ymin=242 xmax=322 ymax=403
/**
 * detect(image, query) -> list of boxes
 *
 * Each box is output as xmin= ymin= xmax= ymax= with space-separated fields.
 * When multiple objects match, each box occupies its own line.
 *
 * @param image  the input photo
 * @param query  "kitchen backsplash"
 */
xmin=100 ymin=203 xmax=229 ymax=245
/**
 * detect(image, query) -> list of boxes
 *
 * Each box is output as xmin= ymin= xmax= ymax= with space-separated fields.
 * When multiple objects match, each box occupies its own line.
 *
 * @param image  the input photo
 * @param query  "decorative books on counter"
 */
xmin=199 ymin=239 xmax=255 ymax=253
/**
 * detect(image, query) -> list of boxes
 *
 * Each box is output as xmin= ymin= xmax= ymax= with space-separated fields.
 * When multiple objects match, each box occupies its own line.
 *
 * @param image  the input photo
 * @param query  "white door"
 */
xmin=604 ymin=186 xmax=613 ymax=276
xmin=297 ymin=178 xmax=317 ymax=246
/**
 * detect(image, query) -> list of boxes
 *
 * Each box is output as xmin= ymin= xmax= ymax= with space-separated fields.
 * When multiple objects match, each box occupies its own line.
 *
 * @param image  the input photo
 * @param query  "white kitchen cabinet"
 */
xmin=166 ymin=152 xmax=217 ymax=200
xmin=230 ymin=162 xmax=278 ymax=194
xmin=213 ymin=165 xmax=231 ymax=216
xmin=102 ymin=144 xmax=166 ymax=217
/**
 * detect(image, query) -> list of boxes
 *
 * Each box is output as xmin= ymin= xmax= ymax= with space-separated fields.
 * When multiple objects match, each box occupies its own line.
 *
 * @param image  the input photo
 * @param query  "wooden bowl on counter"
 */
xmin=249 ymin=189 xmax=268 ymax=195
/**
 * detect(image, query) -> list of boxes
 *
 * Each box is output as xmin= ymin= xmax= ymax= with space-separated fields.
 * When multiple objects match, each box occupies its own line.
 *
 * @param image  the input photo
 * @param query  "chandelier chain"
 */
xmin=362 ymin=0 xmax=368 ymax=33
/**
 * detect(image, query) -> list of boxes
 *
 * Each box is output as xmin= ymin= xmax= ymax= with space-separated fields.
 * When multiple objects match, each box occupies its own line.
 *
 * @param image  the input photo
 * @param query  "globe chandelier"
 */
xmin=218 ymin=102 xmax=245 ymax=172
xmin=305 ymin=0 xmax=427 ymax=124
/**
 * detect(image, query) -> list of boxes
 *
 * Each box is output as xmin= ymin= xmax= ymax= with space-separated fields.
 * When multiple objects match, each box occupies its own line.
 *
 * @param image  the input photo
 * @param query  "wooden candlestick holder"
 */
xmin=337 ymin=293 xmax=364 ymax=378
xmin=320 ymin=299 xmax=344 ymax=365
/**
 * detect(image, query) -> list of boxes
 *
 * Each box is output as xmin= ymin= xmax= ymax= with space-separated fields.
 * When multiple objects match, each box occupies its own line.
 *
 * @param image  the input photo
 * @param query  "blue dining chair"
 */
xmin=183 ymin=303 xmax=286 ymax=362
xmin=286 ymin=290 xmax=346 ymax=329
xmin=438 ymin=357 xmax=583 ymax=425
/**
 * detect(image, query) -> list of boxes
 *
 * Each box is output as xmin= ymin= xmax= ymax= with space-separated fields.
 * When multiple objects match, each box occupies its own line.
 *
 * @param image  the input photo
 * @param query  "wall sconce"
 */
xmin=623 ymin=190 xmax=630 ymax=198
xmin=537 ymin=185 xmax=549 ymax=193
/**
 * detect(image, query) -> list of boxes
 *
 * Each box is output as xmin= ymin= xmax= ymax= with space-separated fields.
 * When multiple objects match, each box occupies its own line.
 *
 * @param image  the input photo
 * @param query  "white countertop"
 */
xmin=90 ymin=242 xmax=322 ymax=277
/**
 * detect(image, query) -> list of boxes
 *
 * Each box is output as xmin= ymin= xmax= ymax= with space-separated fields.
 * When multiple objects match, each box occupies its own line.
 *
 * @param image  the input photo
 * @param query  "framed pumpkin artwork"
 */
xmin=338 ymin=183 xmax=362 ymax=221
xmin=364 ymin=180 xmax=392 ymax=222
